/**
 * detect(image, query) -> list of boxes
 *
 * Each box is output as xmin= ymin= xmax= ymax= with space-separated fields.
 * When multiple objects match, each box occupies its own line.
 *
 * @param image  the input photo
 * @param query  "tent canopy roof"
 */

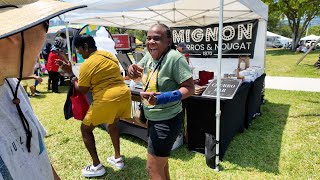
xmin=301 ymin=34 xmax=320 ymax=41
xmin=64 ymin=0 xmax=268 ymax=30
xmin=267 ymin=31 xmax=291 ymax=40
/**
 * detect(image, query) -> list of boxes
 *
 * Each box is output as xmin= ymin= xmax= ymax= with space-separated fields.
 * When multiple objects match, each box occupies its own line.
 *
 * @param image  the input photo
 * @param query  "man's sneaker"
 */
xmin=107 ymin=156 xmax=124 ymax=169
xmin=82 ymin=163 xmax=106 ymax=178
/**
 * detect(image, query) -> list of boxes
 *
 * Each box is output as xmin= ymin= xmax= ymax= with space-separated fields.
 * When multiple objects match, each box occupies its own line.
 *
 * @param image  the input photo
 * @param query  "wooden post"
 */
xmin=296 ymin=38 xmax=320 ymax=65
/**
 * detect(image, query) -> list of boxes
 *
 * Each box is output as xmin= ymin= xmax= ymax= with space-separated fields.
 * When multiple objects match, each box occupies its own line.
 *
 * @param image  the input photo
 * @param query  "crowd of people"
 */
xmin=0 ymin=1 xmax=194 ymax=180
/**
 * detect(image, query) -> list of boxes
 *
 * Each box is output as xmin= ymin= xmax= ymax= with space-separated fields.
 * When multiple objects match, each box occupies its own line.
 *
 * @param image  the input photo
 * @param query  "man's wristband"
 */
xmin=156 ymin=90 xmax=182 ymax=105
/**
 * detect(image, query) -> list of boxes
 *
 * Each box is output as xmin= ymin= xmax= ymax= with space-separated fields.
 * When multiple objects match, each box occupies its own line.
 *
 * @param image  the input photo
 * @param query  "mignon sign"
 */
xmin=171 ymin=20 xmax=258 ymax=58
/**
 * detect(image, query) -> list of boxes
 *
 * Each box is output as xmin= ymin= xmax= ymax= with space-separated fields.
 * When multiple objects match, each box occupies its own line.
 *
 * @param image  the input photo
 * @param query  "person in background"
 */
xmin=34 ymin=56 xmax=41 ymax=93
xmin=176 ymin=42 xmax=192 ymax=65
xmin=0 ymin=0 xmax=85 ymax=179
xmin=21 ymin=75 xmax=43 ymax=97
xmin=128 ymin=23 xmax=195 ymax=180
xmin=47 ymin=39 xmax=65 ymax=93
xmin=71 ymin=35 xmax=131 ymax=178
xmin=176 ymin=42 xmax=187 ymax=53
xmin=42 ymin=42 xmax=52 ymax=64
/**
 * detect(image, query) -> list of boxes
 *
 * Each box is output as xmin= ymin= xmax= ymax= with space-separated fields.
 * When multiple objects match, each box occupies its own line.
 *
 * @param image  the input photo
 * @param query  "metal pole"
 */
xmin=65 ymin=21 xmax=72 ymax=62
xmin=215 ymin=0 xmax=224 ymax=172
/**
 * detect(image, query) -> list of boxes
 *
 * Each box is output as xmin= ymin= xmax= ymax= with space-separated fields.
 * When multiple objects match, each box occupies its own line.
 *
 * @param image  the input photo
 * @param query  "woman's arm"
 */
xmin=143 ymin=77 xmax=195 ymax=105
xmin=73 ymin=79 xmax=90 ymax=94
xmin=178 ymin=77 xmax=195 ymax=99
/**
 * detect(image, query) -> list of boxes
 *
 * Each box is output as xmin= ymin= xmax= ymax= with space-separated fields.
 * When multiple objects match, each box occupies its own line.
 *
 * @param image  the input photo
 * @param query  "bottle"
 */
xmin=129 ymin=80 xmax=136 ymax=90
xmin=239 ymin=59 xmax=246 ymax=71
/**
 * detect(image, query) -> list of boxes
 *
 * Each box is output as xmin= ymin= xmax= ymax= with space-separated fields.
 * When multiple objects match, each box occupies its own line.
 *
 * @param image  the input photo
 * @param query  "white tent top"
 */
xmin=64 ymin=0 xmax=268 ymax=30
xmin=301 ymin=34 xmax=320 ymax=41
xmin=47 ymin=24 xmax=84 ymax=34
xmin=267 ymin=31 xmax=291 ymax=41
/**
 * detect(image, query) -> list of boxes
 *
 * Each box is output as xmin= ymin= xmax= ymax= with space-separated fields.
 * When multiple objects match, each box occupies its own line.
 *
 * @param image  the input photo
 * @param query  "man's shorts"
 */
xmin=147 ymin=112 xmax=183 ymax=157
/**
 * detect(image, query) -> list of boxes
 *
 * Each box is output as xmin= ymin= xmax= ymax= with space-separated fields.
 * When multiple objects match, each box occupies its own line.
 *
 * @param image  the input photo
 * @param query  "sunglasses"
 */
xmin=43 ymin=20 xmax=49 ymax=33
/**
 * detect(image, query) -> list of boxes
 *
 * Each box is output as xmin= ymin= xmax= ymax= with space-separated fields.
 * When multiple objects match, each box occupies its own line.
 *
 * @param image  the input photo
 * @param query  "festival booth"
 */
xmin=64 ymin=0 xmax=268 ymax=169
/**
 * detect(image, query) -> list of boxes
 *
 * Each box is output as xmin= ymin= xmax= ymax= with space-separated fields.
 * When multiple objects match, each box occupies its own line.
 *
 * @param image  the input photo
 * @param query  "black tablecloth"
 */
xmin=245 ymin=74 xmax=266 ymax=129
xmin=184 ymin=82 xmax=251 ymax=159
xmin=122 ymin=77 xmax=264 ymax=160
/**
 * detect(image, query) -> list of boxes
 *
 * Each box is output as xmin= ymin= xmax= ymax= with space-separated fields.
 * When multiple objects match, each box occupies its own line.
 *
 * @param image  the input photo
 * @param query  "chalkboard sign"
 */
xmin=202 ymin=78 xmax=242 ymax=99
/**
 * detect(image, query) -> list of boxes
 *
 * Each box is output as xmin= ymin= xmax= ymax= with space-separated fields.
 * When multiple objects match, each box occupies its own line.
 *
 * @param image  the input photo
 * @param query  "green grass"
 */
xmin=29 ymin=79 xmax=320 ymax=179
xmin=266 ymin=49 xmax=320 ymax=78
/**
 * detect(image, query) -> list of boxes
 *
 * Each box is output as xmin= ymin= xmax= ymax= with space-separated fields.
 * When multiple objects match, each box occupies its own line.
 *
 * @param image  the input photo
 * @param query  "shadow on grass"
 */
xmin=223 ymin=101 xmax=290 ymax=174
xmin=102 ymin=156 xmax=148 ymax=180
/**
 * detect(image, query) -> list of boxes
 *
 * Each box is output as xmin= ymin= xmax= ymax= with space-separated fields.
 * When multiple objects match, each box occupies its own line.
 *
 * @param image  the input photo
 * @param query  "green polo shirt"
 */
xmin=138 ymin=49 xmax=192 ymax=121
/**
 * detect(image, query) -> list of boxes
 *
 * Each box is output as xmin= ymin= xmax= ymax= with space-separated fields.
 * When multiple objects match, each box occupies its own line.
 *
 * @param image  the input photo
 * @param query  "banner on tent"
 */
xmin=172 ymin=20 xmax=258 ymax=58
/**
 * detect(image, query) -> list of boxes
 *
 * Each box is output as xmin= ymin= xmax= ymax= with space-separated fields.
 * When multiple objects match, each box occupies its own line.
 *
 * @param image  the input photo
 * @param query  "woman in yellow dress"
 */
xmin=73 ymin=34 xmax=131 ymax=177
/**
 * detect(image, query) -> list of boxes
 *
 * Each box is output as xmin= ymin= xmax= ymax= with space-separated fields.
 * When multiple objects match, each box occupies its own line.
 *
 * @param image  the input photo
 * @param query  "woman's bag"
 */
xmin=63 ymin=82 xmax=73 ymax=120
xmin=137 ymin=102 xmax=147 ymax=123
xmin=70 ymin=81 xmax=90 ymax=120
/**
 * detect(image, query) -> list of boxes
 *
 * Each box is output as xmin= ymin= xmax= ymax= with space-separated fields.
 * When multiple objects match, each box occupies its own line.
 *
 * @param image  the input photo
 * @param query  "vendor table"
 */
xmin=117 ymin=76 xmax=264 ymax=159
xmin=184 ymin=82 xmax=251 ymax=159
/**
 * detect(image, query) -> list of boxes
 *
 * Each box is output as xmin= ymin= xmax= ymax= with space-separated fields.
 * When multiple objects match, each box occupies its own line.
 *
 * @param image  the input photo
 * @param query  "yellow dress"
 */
xmin=78 ymin=50 xmax=131 ymax=126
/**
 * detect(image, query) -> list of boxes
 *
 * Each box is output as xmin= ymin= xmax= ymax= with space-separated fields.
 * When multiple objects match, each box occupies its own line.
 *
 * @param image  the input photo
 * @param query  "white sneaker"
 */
xmin=82 ymin=163 xmax=106 ymax=178
xmin=107 ymin=156 xmax=125 ymax=169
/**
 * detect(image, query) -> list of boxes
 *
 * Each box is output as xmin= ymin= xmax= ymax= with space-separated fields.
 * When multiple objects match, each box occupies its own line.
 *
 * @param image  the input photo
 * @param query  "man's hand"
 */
xmin=128 ymin=64 xmax=143 ymax=80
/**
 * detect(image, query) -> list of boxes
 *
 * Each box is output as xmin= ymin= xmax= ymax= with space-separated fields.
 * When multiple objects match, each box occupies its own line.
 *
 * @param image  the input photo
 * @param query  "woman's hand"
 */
xmin=128 ymin=64 xmax=143 ymax=80
xmin=140 ymin=91 xmax=157 ymax=105
xmin=56 ymin=59 xmax=73 ymax=76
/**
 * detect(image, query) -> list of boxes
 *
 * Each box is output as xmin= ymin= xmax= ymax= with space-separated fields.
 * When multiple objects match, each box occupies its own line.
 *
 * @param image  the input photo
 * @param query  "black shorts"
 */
xmin=147 ymin=112 xmax=183 ymax=157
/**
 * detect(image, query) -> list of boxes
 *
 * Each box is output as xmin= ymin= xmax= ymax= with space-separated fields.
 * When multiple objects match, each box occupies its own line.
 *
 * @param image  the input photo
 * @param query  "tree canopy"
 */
xmin=263 ymin=0 xmax=320 ymax=50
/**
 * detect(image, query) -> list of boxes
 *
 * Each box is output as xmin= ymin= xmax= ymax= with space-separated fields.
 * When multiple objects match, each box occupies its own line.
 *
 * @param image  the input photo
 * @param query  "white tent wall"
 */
xmin=190 ymin=19 xmax=267 ymax=77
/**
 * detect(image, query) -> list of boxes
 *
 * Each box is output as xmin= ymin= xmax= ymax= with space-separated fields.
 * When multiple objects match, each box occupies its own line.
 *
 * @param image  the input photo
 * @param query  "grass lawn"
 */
xmin=266 ymin=49 xmax=320 ymax=78
xmin=28 ymin=80 xmax=320 ymax=179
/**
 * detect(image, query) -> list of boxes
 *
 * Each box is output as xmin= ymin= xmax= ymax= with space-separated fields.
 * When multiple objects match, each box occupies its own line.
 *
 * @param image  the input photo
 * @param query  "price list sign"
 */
xmin=202 ymin=79 xmax=242 ymax=99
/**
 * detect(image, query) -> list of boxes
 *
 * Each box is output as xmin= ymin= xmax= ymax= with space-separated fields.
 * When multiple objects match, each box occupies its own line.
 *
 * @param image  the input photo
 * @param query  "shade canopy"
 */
xmin=64 ymin=0 xmax=268 ymax=30
xmin=301 ymin=34 xmax=320 ymax=41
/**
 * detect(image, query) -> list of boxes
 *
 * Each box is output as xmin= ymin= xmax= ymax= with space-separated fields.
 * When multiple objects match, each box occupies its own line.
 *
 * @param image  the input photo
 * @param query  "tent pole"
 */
xmin=65 ymin=21 xmax=72 ymax=63
xmin=215 ymin=0 xmax=224 ymax=172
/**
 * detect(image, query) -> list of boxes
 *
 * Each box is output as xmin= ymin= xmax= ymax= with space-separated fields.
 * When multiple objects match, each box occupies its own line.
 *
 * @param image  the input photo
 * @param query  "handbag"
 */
xmin=137 ymin=102 xmax=147 ymax=123
xmin=205 ymin=133 xmax=218 ymax=169
xmin=70 ymin=80 xmax=90 ymax=120
xmin=63 ymin=82 xmax=73 ymax=120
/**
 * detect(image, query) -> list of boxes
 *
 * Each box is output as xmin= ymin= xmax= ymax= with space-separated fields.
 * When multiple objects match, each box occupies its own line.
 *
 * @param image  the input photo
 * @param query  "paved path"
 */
xmin=265 ymin=76 xmax=320 ymax=92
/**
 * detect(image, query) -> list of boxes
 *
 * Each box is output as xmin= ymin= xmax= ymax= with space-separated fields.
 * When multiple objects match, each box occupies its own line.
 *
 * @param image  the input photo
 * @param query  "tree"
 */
xmin=307 ymin=25 xmax=320 ymax=36
xmin=263 ymin=0 xmax=320 ymax=51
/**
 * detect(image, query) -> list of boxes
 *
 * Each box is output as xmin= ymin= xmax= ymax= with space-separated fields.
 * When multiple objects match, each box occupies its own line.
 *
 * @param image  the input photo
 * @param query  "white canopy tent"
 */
xmin=63 ymin=0 xmax=268 ymax=170
xmin=64 ymin=0 xmax=267 ymax=30
xmin=267 ymin=31 xmax=292 ymax=47
xmin=301 ymin=34 xmax=320 ymax=41
xmin=64 ymin=0 xmax=268 ymax=75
